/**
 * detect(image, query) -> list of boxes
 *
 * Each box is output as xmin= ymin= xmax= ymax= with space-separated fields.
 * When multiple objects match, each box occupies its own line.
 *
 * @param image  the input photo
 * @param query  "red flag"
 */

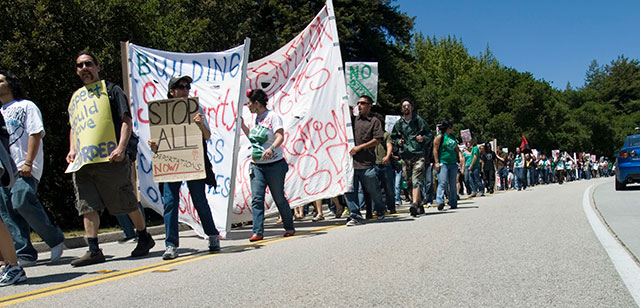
xmin=520 ymin=135 xmax=529 ymax=152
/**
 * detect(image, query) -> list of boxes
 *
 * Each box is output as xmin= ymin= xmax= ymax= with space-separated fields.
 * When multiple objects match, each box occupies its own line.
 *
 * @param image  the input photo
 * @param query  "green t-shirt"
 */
xmin=462 ymin=151 xmax=472 ymax=167
xmin=470 ymin=146 xmax=481 ymax=169
xmin=439 ymin=133 xmax=458 ymax=164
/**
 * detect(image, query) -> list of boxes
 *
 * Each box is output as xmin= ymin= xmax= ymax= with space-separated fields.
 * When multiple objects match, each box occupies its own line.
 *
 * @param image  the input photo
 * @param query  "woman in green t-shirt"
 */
xmin=433 ymin=119 xmax=463 ymax=211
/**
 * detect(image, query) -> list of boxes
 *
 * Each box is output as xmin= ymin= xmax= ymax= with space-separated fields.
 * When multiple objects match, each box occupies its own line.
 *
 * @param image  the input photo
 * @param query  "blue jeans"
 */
xmin=527 ymin=167 xmax=535 ymax=186
xmin=497 ymin=167 xmax=508 ymax=190
xmin=436 ymin=163 xmax=458 ymax=207
xmin=163 ymin=179 xmax=218 ymax=247
xmin=515 ymin=168 xmax=525 ymax=189
xmin=345 ymin=168 xmax=386 ymax=221
xmin=394 ymin=170 xmax=402 ymax=204
xmin=250 ymin=159 xmax=294 ymax=235
xmin=0 ymin=177 xmax=64 ymax=261
xmin=376 ymin=164 xmax=396 ymax=211
xmin=421 ymin=164 xmax=434 ymax=204
xmin=470 ymin=168 xmax=483 ymax=195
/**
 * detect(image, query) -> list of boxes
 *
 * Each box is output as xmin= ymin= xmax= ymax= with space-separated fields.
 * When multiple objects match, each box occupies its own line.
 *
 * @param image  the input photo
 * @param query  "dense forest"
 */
xmin=1 ymin=0 xmax=638 ymax=228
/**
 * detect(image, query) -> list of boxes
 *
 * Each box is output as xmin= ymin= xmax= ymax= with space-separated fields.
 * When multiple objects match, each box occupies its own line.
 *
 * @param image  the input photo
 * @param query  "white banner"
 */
xmin=128 ymin=43 xmax=247 ymax=238
xmin=236 ymin=2 xmax=353 ymax=222
xmin=345 ymin=62 xmax=378 ymax=106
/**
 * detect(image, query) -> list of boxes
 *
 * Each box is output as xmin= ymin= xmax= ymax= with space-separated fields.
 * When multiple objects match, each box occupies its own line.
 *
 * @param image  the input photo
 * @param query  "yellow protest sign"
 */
xmin=148 ymin=97 xmax=206 ymax=183
xmin=65 ymin=80 xmax=117 ymax=173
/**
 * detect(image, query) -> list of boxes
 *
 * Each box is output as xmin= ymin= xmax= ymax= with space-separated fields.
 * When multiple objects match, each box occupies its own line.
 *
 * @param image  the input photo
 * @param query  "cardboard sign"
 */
xmin=148 ymin=97 xmax=205 ymax=182
xmin=66 ymin=80 xmax=117 ymax=173
xmin=385 ymin=115 xmax=400 ymax=133
xmin=345 ymin=62 xmax=378 ymax=106
xmin=460 ymin=129 xmax=472 ymax=144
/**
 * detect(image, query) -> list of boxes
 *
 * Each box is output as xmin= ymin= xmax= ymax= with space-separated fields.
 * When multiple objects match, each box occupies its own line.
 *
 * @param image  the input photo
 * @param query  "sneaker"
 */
xmin=346 ymin=219 xmax=362 ymax=226
xmin=17 ymin=258 xmax=36 ymax=268
xmin=425 ymin=202 xmax=432 ymax=208
xmin=249 ymin=234 xmax=264 ymax=242
xmin=50 ymin=242 xmax=64 ymax=263
xmin=437 ymin=203 xmax=445 ymax=211
xmin=312 ymin=215 xmax=325 ymax=222
xmin=283 ymin=230 xmax=296 ymax=237
xmin=470 ymin=193 xmax=477 ymax=198
xmin=417 ymin=205 xmax=425 ymax=215
xmin=131 ymin=233 xmax=155 ymax=257
xmin=409 ymin=204 xmax=418 ymax=217
xmin=376 ymin=212 xmax=385 ymax=221
xmin=389 ymin=209 xmax=397 ymax=214
xmin=208 ymin=237 xmax=221 ymax=252
xmin=162 ymin=246 xmax=179 ymax=260
xmin=71 ymin=250 xmax=105 ymax=267
xmin=0 ymin=265 xmax=26 ymax=286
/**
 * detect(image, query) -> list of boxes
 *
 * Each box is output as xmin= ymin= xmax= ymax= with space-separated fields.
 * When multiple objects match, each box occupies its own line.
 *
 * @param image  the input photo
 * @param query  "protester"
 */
xmin=461 ymin=145 xmax=473 ymax=195
xmin=496 ymin=148 xmax=509 ymax=190
xmin=240 ymin=89 xmax=295 ymax=240
xmin=67 ymin=51 xmax=154 ymax=267
xmin=344 ymin=95 xmax=385 ymax=225
xmin=0 ymin=111 xmax=25 ymax=286
xmin=0 ymin=70 xmax=65 ymax=266
xmin=467 ymin=138 xmax=484 ymax=197
xmin=433 ymin=119 xmax=463 ymax=210
xmin=374 ymin=113 xmax=396 ymax=214
xmin=480 ymin=143 xmax=498 ymax=194
xmin=391 ymin=99 xmax=429 ymax=217
xmin=148 ymin=75 xmax=220 ymax=259
xmin=513 ymin=147 xmax=526 ymax=191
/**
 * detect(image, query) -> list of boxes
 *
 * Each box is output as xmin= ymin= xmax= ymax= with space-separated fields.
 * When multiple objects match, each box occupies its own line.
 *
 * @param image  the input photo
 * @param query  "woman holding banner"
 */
xmin=148 ymin=75 xmax=220 ymax=260
xmin=241 ymin=89 xmax=295 ymax=242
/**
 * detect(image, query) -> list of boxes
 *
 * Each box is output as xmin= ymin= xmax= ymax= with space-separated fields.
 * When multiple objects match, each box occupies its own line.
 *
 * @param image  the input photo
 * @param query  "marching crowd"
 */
xmin=0 ymin=53 xmax=613 ymax=287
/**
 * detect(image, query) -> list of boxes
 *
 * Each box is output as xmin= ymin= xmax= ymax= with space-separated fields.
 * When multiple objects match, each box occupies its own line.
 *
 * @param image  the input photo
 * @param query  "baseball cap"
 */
xmin=167 ymin=75 xmax=193 ymax=90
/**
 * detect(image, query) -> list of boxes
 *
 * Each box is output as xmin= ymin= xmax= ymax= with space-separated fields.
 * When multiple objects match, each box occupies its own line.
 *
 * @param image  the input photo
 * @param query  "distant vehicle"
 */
xmin=615 ymin=134 xmax=640 ymax=190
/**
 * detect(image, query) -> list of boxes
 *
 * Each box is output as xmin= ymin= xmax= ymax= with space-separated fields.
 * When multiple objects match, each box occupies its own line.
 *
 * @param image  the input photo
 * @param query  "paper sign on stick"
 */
xmin=345 ymin=62 xmax=378 ymax=106
xmin=148 ymin=97 xmax=206 ymax=183
xmin=66 ymin=80 xmax=117 ymax=173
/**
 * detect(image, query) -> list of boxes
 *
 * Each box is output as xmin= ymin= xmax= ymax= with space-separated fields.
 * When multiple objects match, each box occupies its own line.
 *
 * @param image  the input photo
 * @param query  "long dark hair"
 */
xmin=0 ymin=70 xmax=28 ymax=100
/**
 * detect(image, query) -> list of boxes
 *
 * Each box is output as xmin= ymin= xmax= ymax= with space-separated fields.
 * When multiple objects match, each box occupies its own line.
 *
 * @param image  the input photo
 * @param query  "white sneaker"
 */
xmin=162 ymin=246 xmax=178 ymax=260
xmin=50 ymin=242 xmax=64 ymax=263
xmin=0 ymin=265 xmax=26 ymax=286
xmin=346 ymin=219 xmax=362 ymax=227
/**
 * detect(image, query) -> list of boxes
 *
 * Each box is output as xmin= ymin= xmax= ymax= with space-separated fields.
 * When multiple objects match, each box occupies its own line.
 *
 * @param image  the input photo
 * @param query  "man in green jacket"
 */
xmin=391 ymin=99 xmax=430 ymax=217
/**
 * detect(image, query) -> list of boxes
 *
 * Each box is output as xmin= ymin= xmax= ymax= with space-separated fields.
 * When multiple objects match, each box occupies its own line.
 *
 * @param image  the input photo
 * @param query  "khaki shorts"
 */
xmin=402 ymin=156 xmax=425 ymax=189
xmin=72 ymin=159 xmax=138 ymax=216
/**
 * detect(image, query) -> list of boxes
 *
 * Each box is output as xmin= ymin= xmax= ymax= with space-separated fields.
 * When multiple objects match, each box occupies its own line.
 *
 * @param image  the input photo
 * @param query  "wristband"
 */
xmin=23 ymin=162 xmax=32 ymax=167
xmin=269 ymin=145 xmax=276 ymax=152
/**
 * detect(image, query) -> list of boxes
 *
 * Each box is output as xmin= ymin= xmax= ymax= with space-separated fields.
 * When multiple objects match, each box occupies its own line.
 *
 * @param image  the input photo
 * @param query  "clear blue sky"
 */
xmin=394 ymin=0 xmax=640 ymax=89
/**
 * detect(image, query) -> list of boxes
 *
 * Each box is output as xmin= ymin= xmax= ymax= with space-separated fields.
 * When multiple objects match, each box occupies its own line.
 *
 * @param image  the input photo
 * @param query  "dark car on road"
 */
xmin=615 ymin=134 xmax=640 ymax=190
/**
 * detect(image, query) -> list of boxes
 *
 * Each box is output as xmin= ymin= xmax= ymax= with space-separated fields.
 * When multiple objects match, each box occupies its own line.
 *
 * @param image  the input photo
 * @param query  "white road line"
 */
xmin=583 ymin=184 xmax=640 ymax=305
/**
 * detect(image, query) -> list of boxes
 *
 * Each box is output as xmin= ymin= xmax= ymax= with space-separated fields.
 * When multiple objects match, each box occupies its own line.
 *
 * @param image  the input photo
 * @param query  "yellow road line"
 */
xmin=0 ymin=224 xmax=346 ymax=306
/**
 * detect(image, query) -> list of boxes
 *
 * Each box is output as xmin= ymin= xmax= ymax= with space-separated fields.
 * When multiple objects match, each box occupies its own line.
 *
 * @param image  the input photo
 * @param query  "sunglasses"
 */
xmin=402 ymin=104 xmax=412 ymax=108
xmin=76 ymin=61 xmax=95 ymax=69
xmin=173 ymin=84 xmax=191 ymax=90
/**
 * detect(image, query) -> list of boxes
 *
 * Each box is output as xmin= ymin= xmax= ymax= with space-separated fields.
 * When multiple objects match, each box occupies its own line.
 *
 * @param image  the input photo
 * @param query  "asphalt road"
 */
xmin=0 ymin=177 xmax=636 ymax=307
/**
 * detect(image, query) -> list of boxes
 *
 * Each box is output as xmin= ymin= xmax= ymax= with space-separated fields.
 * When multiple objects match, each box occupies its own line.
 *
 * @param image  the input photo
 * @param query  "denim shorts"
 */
xmin=72 ymin=159 xmax=138 ymax=216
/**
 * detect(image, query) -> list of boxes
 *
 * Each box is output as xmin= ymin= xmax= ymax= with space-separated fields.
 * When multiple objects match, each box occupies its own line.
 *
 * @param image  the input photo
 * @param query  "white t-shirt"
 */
xmin=1 ymin=99 xmax=45 ymax=180
xmin=248 ymin=110 xmax=284 ymax=164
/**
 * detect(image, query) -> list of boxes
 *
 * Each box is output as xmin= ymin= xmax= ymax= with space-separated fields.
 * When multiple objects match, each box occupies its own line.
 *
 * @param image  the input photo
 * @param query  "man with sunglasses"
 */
xmin=345 ymin=95 xmax=385 ymax=226
xmin=66 ymin=51 xmax=155 ymax=267
xmin=391 ymin=99 xmax=430 ymax=217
